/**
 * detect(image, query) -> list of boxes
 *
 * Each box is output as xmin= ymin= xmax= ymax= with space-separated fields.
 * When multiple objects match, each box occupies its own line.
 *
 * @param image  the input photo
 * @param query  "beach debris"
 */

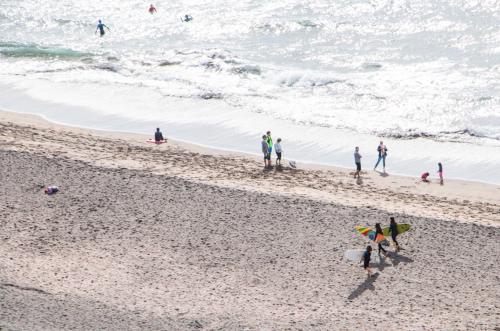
xmin=44 ymin=185 xmax=59 ymax=195
xmin=289 ymin=160 xmax=297 ymax=168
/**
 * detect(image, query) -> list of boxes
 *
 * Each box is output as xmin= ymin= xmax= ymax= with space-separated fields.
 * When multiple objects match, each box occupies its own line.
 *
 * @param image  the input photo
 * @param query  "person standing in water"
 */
xmin=389 ymin=217 xmax=400 ymax=252
xmin=374 ymin=141 xmax=388 ymax=172
xmin=438 ymin=162 xmax=444 ymax=185
xmin=375 ymin=223 xmax=387 ymax=256
xmin=95 ymin=20 xmax=110 ymax=37
xmin=149 ymin=4 xmax=157 ymax=14
xmin=360 ymin=245 xmax=373 ymax=278
xmin=354 ymin=146 xmax=362 ymax=178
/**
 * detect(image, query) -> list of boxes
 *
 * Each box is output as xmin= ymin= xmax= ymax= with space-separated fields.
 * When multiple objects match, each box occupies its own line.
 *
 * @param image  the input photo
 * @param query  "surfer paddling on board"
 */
xmin=154 ymin=128 xmax=164 ymax=142
xmin=181 ymin=14 xmax=193 ymax=22
xmin=95 ymin=20 xmax=110 ymax=37
xmin=360 ymin=246 xmax=373 ymax=278
xmin=149 ymin=4 xmax=157 ymax=14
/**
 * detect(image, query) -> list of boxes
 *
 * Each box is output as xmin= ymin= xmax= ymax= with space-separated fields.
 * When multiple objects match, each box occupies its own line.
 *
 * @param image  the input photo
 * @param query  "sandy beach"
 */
xmin=0 ymin=110 xmax=499 ymax=330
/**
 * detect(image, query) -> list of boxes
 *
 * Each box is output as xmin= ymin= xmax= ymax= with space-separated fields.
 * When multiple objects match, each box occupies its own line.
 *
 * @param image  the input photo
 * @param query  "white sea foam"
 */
xmin=0 ymin=0 xmax=499 ymax=183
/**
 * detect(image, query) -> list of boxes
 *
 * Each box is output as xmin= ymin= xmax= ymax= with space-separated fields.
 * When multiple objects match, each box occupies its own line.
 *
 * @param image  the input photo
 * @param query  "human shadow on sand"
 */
xmin=347 ymin=272 xmax=380 ymax=301
xmin=386 ymin=252 xmax=414 ymax=267
xmin=371 ymin=255 xmax=392 ymax=272
xmin=375 ymin=170 xmax=389 ymax=177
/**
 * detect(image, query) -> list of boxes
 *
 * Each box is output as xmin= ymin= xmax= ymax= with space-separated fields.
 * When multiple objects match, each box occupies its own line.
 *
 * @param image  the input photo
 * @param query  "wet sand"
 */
xmin=0 ymin=111 xmax=499 ymax=330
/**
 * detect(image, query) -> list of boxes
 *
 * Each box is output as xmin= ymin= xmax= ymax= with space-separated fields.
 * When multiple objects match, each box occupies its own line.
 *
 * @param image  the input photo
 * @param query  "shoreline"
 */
xmin=1 ymin=82 xmax=500 ymax=185
xmin=0 ymin=109 xmax=499 ymax=226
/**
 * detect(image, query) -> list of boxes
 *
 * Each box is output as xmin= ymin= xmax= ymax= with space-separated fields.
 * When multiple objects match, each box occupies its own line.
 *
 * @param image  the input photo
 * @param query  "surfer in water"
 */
xmin=149 ymin=4 xmax=157 ymax=14
xmin=182 ymin=14 xmax=193 ymax=22
xmin=388 ymin=217 xmax=400 ymax=252
xmin=360 ymin=245 xmax=373 ymax=278
xmin=95 ymin=20 xmax=110 ymax=37
xmin=154 ymin=128 xmax=164 ymax=142
xmin=375 ymin=223 xmax=387 ymax=256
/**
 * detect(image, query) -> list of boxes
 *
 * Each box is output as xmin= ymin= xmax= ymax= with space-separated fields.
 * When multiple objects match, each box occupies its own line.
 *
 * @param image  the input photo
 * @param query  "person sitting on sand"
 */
xmin=262 ymin=135 xmax=271 ymax=168
xmin=154 ymin=128 xmax=164 ymax=142
xmin=361 ymin=245 xmax=373 ymax=278
xmin=275 ymin=138 xmax=283 ymax=166
xmin=438 ymin=162 xmax=443 ymax=185
xmin=389 ymin=217 xmax=400 ymax=252
xmin=354 ymin=146 xmax=362 ymax=178
xmin=375 ymin=223 xmax=387 ymax=256
xmin=421 ymin=172 xmax=430 ymax=182
xmin=149 ymin=4 xmax=157 ymax=14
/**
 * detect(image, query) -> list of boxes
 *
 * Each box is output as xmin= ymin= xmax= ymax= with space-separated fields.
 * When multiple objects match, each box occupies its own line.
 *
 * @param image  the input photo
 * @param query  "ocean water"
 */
xmin=1 ymin=0 xmax=500 ymax=183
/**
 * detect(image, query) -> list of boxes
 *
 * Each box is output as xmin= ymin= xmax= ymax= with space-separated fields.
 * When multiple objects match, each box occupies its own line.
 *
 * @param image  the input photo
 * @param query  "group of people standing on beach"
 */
xmin=354 ymin=141 xmax=444 ymax=184
xmin=261 ymin=131 xmax=283 ymax=169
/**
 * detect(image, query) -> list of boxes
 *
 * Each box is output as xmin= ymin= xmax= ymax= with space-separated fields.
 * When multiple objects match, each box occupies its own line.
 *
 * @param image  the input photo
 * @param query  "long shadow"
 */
xmin=386 ymin=252 xmax=414 ymax=267
xmin=371 ymin=255 xmax=392 ymax=272
xmin=375 ymin=170 xmax=389 ymax=177
xmin=347 ymin=272 xmax=380 ymax=301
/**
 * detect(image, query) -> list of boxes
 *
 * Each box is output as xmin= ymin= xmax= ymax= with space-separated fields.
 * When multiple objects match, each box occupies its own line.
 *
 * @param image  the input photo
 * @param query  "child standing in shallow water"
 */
xmin=438 ymin=162 xmax=443 ymax=185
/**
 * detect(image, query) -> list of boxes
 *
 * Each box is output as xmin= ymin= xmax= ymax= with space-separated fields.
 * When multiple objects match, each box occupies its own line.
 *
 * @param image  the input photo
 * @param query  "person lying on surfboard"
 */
xmin=182 ymin=15 xmax=193 ymax=22
xmin=154 ymin=128 xmax=164 ymax=142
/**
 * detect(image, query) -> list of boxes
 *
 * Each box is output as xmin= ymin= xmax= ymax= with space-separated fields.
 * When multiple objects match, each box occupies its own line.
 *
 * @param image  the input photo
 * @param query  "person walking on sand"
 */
xmin=262 ymin=135 xmax=271 ymax=168
xmin=275 ymin=138 xmax=283 ymax=166
xmin=438 ymin=162 xmax=444 ymax=185
xmin=354 ymin=146 xmax=362 ymax=178
xmin=360 ymin=245 xmax=373 ymax=278
xmin=95 ymin=20 xmax=110 ymax=37
xmin=388 ymin=217 xmax=400 ymax=252
xmin=375 ymin=223 xmax=387 ymax=256
xmin=374 ymin=141 xmax=388 ymax=172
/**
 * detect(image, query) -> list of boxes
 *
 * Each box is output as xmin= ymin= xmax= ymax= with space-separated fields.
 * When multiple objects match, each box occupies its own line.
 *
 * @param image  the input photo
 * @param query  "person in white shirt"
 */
xmin=275 ymin=138 xmax=283 ymax=166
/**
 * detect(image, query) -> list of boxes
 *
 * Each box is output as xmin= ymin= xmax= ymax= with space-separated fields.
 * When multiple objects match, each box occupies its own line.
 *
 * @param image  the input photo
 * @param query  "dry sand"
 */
xmin=0 ymin=110 xmax=499 ymax=330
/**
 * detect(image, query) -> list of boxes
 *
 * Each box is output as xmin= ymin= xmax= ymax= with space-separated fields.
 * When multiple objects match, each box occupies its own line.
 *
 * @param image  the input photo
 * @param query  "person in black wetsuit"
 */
xmin=389 ymin=217 xmax=400 ymax=252
xmin=375 ymin=223 xmax=387 ymax=256
xmin=95 ymin=20 xmax=110 ymax=37
xmin=361 ymin=245 xmax=373 ymax=278
xmin=154 ymin=127 xmax=164 ymax=142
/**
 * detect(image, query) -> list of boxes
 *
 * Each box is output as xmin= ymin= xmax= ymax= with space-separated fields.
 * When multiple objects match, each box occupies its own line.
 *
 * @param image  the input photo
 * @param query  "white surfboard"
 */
xmin=344 ymin=249 xmax=380 ymax=262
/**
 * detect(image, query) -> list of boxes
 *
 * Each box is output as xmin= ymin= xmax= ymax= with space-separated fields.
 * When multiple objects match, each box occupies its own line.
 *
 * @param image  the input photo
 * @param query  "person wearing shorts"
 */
xmin=262 ymin=135 xmax=271 ymax=168
xmin=354 ymin=146 xmax=362 ymax=178
xmin=275 ymin=138 xmax=282 ymax=166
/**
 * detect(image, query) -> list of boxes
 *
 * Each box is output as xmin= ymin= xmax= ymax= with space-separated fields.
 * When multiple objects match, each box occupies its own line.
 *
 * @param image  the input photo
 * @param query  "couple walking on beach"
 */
xmin=362 ymin=217 xmax=401 ymax=278
xmin=261 ymin=131 xmax=283 ymax=169
xmin=353 ymin=141 xmax=388 ymax=178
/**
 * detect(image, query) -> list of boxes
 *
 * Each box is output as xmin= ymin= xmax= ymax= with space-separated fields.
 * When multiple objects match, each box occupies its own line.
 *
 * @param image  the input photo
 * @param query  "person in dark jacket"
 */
xmin=389 ymin=217 xmax=400 ymax=252
xmin=154 ymin=128 xmax=164 ymax=142
xmin=360 ymin=245 xmax=373 ymax=278
xmin=375 ymin=223 xmax=387 ymax=256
